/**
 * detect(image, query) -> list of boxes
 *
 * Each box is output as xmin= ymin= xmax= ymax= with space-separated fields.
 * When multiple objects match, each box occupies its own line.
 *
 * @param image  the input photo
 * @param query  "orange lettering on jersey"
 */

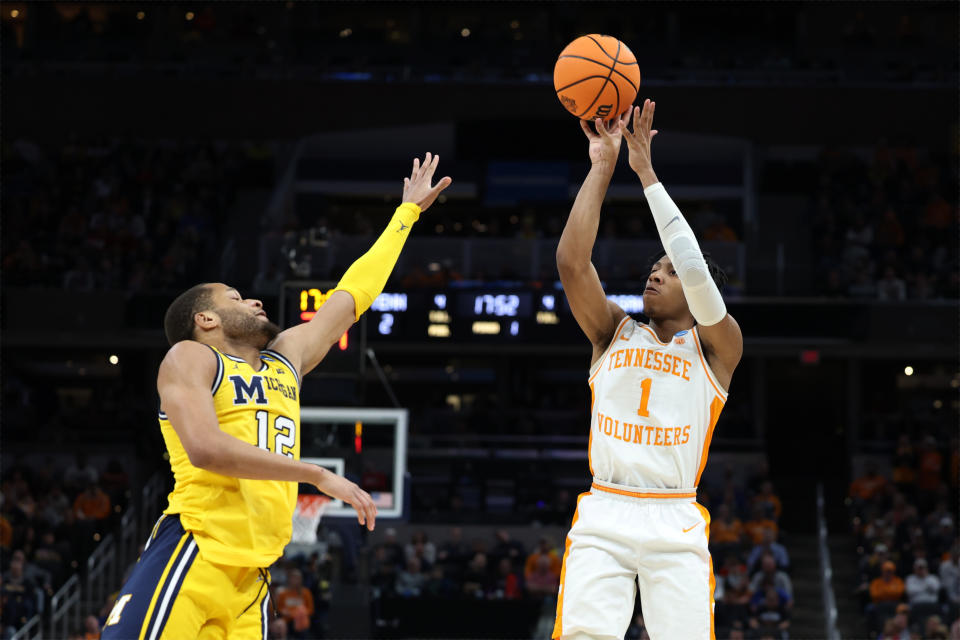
xmin=604 ymin=416 xmax=613 ymax=436
xmin=654 ymin=427 xmax=663 ymax=445
xmin=613 ymin=419 xmax=621 ymax=440
xmin=663 ymin=428 xmax=672 ymax=446
xmin=682 ymin=425 xmax=691 ymax=444
xmin=645 ymin=426 xmax=654 ymax=444
xmin=643 ymin=350 xmax=653 ymax=368
xmin=633 ymin=425 xmax=643 ymax=444
xmin=653 ymin=352 xmax=663 ymax=371
xmin=681 ymin=361 xmax=691 ymax=381
xmin=674 ymin=427 xmax=682 ymax=444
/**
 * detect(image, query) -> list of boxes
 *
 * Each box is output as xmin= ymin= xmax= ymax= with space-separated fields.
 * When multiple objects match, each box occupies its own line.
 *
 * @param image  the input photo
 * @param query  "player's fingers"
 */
xmin=412 ymin=157 xmax=420 ymax=180
xmin=425 ymin=153 xmax=438 ymax=180
xmin=650 ymin=130 xmax=659 ymax=139
xmin=433 ymin=176 xmax=453 ymax=193
xmin=595 ymin=118 xmax=612 ymax=139
xmin=579 ymin=119 xmax=595 ymax=140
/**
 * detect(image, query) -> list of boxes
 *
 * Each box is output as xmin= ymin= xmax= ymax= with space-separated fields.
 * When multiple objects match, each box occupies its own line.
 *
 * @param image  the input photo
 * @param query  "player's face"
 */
xmin=212 ymin=284 xmax=281 ymax=348
xmin=642 ymin=258 xmax=688 ymax=319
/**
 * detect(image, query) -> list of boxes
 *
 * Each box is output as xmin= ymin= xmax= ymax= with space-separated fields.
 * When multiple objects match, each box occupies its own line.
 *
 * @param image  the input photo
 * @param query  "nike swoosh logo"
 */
xmin=664 ymin=216 xmax=680 ymax=229
xmin=682 ymin=524 xmax=698 ymax=533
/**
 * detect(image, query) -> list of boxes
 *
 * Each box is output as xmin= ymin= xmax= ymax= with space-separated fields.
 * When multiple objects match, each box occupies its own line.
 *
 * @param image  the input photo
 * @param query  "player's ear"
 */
xmin=194 ymin=310 xmax=221 ymax=332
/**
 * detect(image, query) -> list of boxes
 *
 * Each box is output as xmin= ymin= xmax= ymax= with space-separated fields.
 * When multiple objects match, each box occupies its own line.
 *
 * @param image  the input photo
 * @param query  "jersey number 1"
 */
xmin=637 ymin=378 xmax=652 ymax=417
xmin=256 ymin=410 xmax=296 ymax=458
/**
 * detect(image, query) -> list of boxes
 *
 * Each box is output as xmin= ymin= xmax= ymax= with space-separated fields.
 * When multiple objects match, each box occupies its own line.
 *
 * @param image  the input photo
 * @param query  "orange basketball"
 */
xmin=553 ymin=34 xmax=641 ymax=121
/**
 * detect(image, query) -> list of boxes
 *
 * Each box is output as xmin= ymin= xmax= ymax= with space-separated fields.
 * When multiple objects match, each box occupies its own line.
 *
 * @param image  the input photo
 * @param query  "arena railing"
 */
xmin=9 ymin=614 xmax=42 ymax=640
xmin=119 ymin=506 xmax=139 ymax=576
xmin=49 ymin=574 xmax=82 ymax=639
xmin=86 ymin=533 xmax=117 ymax=615
xmin=138 ymin=472 xmax=166 ymax=548
xmin=817 ymin=483 xmax=841 ymax=640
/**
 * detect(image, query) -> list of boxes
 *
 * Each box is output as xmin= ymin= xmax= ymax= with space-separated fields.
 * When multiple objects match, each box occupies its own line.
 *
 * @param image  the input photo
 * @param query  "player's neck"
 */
xmin=647 ymin=316 xmax=694 ymax=343
xmin=211 ymin=336 xmax=263 ymax=369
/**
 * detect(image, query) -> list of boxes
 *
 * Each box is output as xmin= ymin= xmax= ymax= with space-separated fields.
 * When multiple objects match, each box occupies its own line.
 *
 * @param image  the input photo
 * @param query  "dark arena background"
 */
xmin=2 ymin=3 xmax=958 ymax=639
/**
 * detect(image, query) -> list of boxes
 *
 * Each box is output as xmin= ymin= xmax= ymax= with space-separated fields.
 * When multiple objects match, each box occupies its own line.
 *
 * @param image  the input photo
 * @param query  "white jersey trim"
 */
xmin=692 ymin=326 xmax=729 ymax=399
xmin=588 ymin=315 xmax=632 ymax=380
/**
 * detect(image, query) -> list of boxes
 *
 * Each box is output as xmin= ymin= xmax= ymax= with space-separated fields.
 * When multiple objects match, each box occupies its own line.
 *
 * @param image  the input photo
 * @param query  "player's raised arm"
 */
xmin=624 ymin=100 xmax=743 ymax=386
xmin=269 ymin=153 xmax=452 ymax=377
xmin=557 ymin=114 xmax=631 ymax=363
xmin=158 ymin=340 xmax=378 ymax=529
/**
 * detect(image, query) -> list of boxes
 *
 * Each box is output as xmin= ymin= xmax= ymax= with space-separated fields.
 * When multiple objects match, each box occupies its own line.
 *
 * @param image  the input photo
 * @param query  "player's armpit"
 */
xmin=557 ymin=257 xmax=626 ymax=358
xmin=268 ymin=290 xmax=356 ymax=378
xmin=695 ymin=313 xmax=743 ymax=391
xmin=157 ymin=341 xmax=222 ymax=468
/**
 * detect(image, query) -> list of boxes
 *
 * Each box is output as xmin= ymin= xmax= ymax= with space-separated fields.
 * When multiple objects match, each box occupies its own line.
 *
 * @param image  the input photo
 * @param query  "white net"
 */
xmin=291 ymin=495 xmax=329 ymax=544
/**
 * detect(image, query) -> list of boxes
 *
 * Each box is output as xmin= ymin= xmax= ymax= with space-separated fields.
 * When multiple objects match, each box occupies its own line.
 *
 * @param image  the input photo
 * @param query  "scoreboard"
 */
xmin=280 ymin=281 xmax=647 ymax=344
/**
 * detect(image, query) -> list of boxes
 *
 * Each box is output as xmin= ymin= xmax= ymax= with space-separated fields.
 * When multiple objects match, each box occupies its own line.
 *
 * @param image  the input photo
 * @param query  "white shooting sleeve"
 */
xmin=643 ymin=182 xmax=727 ymax=326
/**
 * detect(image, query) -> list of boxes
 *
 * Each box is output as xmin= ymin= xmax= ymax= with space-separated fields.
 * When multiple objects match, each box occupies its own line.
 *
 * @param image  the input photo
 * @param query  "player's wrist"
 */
xmin=636 ymin=168 xmax=658 ymax=189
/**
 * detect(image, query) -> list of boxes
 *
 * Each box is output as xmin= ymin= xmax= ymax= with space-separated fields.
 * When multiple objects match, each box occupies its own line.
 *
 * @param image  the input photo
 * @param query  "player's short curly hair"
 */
xmin=647 ymin=250 xmax=728 ymax=292
xmin=163 ymin=283 xmax=215 ymax=346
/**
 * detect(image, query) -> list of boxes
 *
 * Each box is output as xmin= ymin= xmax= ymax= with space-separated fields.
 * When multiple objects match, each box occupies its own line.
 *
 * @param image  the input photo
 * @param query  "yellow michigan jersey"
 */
xmin=158 ymin=346 xmax=302 ymax=567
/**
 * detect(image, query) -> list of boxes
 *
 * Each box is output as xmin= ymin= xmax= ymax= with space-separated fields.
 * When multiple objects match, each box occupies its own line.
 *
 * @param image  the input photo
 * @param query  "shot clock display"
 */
xmin=280 ymin=282 xmax=646 ymax=345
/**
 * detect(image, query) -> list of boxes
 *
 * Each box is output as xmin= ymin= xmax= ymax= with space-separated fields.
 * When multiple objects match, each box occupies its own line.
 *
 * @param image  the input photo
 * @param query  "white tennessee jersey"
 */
xmin=587 ymin=316 xmax=728 ymax=490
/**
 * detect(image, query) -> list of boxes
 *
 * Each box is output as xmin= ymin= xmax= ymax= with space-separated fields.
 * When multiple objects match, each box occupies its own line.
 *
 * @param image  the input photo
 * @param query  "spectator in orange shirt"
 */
xmin=752 ymin=481 xmax=783 ymax=520
xmin=712 ymin=503 xmax=745 ymax=546
xmin=524 ymin=537 xmax=561 ymax=580
xmin=917 ymin=436 xmax=944 ymax=511
xmin=73 ymin=483 xmax=111 ymax=521
xmin=849 ymin=462 xmax=889 ymax=503
xmin=870 ymin=561 xmax=905 ymax=604
xmin=744 ymin=504 xmax=778 ymax=545
xmin=275 ymin=569 xmax=314 ymax=639
xmin=83 ymin=614 xmax=101 ymax=640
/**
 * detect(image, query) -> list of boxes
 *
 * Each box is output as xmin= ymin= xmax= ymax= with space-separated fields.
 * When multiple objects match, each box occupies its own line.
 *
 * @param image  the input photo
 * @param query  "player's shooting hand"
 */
xmin=402 ymin=152 xmax=453 ymax=212
xmin=316 ymin=473 xmax=378 ymax=531
xmin=623 ymin=99 xmax=659 ymax=179
xmin=580 ymin=110 xmax=630 ymax=168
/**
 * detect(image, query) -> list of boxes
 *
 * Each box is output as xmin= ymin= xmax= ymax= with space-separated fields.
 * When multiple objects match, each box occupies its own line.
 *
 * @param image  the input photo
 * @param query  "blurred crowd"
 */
xmin=2 ymin=137 xmax=273 ymax=292
xmin=0 ymin=455 xmax=129 ymax=639
xmin=849 ymin=434 xmax=960 ymax=639
xmin=351 ymin=462 xmax=795 ymax=640
xmin=5 ymin=4 xmax=955 ymax=86
xmin=697 ymin=465 xmax=795 ymax=640
xmin=811 ymin=145 xmax=958 ymax=300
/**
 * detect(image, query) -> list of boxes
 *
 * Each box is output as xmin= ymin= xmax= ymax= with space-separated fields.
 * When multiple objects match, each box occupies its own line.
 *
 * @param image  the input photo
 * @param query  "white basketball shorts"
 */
xmin=552 ymin=482 xmax=715 ymax=640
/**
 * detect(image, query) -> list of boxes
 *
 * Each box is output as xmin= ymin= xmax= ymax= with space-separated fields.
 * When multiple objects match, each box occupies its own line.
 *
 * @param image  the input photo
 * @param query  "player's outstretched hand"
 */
xmin=402 ymin=152 xmax=453 ymax=212
xmin=580 ymin=110 xmax=631 ymax=168
xmin=316 ymin=473 xmax=377 ymax=531
xmin=624 ymin=99 xmax=659 ymax=179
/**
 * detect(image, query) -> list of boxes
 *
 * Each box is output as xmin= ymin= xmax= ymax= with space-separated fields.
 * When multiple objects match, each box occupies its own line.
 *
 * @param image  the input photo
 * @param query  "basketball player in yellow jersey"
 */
xmin=552 ymin=101 xmax=743 ymax=640
xmin=101 ymin=153 xmax=452 ymax=640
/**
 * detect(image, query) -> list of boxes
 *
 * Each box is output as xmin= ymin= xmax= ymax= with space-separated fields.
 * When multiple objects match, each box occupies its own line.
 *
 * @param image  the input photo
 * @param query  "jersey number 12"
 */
xmin=255 ymin=410 xmax=296 ymax=458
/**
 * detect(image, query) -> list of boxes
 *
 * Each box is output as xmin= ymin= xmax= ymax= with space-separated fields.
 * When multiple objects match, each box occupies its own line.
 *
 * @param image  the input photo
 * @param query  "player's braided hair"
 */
xmin=163 ymin=283 xmax=215 ymax=346
xmin=647 ymin=250 xmax=728 ymax=292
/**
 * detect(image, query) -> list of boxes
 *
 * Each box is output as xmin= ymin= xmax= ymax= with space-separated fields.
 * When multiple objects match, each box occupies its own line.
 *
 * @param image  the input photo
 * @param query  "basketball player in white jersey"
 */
xmin=552 ymin=99 xmax=743 ymax=640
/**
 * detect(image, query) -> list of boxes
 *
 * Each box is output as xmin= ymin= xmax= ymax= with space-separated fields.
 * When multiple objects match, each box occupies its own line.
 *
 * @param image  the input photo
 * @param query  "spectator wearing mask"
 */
xmin=939 ymin=542 xmax=959 ymax=606
xmin=752 ymin=481 xmax=783 ymax=520
xmin=744 ymin=504 xmax=779 ymax=546
xmin=747 ymin=529 xmax=790 ymax=573
xmin=395 ymin=557 xmax=427 ymax=598
xmin=749 ymin=553 xmax=793 ymax=601
xmin=905 ymin=558 xmax=940 ymax=605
